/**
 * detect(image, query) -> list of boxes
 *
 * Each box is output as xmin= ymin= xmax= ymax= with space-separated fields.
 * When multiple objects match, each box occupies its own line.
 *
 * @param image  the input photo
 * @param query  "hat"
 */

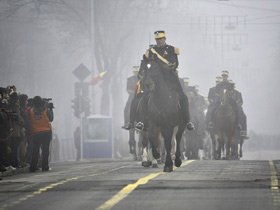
xmin=154 ymin=30 xmax=166 ymax=39
xmin=228 ymin=79 xmax=235 ymax=84
xmin=132 ymin=66 xmax=139 ymax=72
xmin=221 ymin=70 xmax=229 ymax=77
xmin=216 ymin=76 xmax=222 ymax=83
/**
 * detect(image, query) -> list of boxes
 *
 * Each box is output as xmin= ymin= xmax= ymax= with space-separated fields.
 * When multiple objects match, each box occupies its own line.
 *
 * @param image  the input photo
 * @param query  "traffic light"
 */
xmin=71 ymin=97 xmax=81 ymax=118
xmin=72 ymin=82 xmax=91 ymax=119
xmin=71 ymin=95 xmax=91 ymax=119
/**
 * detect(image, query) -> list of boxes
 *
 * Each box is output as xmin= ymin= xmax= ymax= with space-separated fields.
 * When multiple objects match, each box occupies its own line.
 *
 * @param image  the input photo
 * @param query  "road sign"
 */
xmin=72 ymin=63 xmax=91 ymax=81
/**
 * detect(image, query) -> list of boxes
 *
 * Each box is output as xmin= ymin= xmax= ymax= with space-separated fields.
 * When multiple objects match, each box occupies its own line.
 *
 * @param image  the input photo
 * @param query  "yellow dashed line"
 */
xmin=0 ymin=165 xmax=128 ymax=210
xmin=95 ymin=160 xmax=195 ymax=210
xmin=269 ymin=161 xmax=280 ymax=209
xmin=95 ymin=172 xmax=164 ymax=210
xmin=269 ymin=161 xmax=279 ymax=192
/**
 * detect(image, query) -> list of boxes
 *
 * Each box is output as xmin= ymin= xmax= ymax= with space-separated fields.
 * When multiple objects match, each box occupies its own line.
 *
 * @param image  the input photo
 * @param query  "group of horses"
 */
xmin=127 ymin=61 xmax=244 ymax=172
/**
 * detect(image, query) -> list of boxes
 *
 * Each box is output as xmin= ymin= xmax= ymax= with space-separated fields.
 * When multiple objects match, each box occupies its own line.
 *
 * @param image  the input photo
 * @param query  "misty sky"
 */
xmin=0 ymin=0 xmax=280 ymax=138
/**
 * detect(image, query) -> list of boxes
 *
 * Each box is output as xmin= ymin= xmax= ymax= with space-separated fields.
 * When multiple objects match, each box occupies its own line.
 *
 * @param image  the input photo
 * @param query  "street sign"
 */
xmin=72 ymin=63 xmax=91 ymax=81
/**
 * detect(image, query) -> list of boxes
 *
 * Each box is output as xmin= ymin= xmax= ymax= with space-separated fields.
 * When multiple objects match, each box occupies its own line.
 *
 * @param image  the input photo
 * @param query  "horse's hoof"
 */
xmin=175 ymin=158 xmax=182 ymax=167
xmin=142 ymin=161 xmax=152 ymax=167
xmin=152 ymin=163 xmax=158 ymax=168
xmin=152 ymin=149 xmax=160 ymax=159
xmin=163 ymin=165 xmax=173 ymax=172
xmin=137 ymin=156 xmax=142 ymax=161
xmin=133 ymin=154 xmax=137 ymax=161
xmin=157 ymin=159 xmax=163 ymax=164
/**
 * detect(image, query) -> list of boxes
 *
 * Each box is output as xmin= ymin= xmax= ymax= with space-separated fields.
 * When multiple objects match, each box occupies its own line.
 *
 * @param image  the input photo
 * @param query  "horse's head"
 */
xmin=142 ymin=61 xmax=162 ymax=93
xmin=215 ymin=88 xmax=236 ymax=123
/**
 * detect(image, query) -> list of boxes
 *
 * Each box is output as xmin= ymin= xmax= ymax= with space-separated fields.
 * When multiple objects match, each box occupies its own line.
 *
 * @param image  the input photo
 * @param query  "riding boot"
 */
xmin=180 ymin=95 xmax=194 ymax=130
xmin=240 ymin=108 xmax=249 ymax=139
xmin=206 ymin=104 xmax=215 ymax=129
xmin=122 ymin=95 xmax=138 ymax=130
xmin=135 ymin=93 xmax=149 ymax=131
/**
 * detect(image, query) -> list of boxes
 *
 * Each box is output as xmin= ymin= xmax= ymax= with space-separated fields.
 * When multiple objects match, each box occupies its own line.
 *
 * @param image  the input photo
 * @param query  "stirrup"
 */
xmin=135 ymin=122 xmax=144 ymax=132
xmin=240 ymin=130 xmax=249 ymax=139
xmin=186 ymin=122 xmax=194 ymax=131
xmin=122 ymin=123 xmax=133 ymax=130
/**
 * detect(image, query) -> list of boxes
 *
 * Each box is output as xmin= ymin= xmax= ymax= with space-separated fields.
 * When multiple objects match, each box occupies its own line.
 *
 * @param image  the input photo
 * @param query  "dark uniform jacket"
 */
xmin=230 ymin=89 xmax=243 ymax=107
xmin=216 ymin=81 xmax=231 ymax=94
xmin=144 ymin=44 xmax=179 ymax=70
xmin=144 ymin=44 xmax=182 ymax=94
xmin=208 ymin=86 xmax=219 ymax=104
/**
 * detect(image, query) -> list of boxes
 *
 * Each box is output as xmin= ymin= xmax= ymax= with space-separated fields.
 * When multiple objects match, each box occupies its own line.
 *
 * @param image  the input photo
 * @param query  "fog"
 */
xmin=1 ymin=0 xmax=280 ymax=158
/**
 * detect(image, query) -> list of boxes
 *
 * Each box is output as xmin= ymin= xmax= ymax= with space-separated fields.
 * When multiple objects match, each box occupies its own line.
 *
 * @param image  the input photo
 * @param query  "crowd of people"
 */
xmin=0 ymin=85 xmax=54 ymax=174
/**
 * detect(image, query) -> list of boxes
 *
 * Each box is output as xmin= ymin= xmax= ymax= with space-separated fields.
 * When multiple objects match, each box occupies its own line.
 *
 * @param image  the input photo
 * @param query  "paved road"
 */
xmin=0 ymin=159 xmax=279 ymax=210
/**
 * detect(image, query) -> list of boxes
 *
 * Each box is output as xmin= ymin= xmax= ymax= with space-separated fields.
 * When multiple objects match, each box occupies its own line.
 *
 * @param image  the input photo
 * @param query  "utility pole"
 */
xmin=90 ymin=0 xmax=96 ymax=114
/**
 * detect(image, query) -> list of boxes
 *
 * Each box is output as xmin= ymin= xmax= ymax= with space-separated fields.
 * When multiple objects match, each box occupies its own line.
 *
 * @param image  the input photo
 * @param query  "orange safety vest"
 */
xmin=29 ymin=108 xmax=52 ymax=135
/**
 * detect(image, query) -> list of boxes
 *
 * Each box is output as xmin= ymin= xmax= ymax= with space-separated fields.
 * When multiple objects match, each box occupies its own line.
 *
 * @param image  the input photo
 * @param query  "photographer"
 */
xmin=28 ymin=96 xmax=54 ymax=172
xmin=8 ymin=92 xmax=24 ymax=168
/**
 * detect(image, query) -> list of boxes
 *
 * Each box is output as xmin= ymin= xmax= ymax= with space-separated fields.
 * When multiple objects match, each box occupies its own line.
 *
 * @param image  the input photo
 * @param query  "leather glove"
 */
xmin=186 ymin=122 xmax=195 ymax=131
xmin=168 ymin=62 xmax=176 ymax=70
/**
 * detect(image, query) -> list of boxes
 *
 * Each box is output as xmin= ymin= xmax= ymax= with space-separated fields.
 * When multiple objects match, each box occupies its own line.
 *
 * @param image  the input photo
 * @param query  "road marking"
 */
xmin=0 ymin=165 xmax=129 ymax=210
xmin=269 ymin=161 xmax=279 ymax=192
xmin=269 ymin=160 xmax=280 ymax=209
xmin=95 ymin=160 xmax=195 ymax=210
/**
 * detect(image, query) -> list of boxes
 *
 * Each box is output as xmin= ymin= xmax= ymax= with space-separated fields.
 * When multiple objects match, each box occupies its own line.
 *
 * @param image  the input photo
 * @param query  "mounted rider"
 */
xmin=215 ymin=70 xmax=231 ymax=95
xmin=206 ymin=71 xmax=249 ymax=139
xmin=123 ymin=30 xmax=193 ymax=131
xmin=206 ymin=75 xmax=223 ymax=129
xmin=227 ymin=80 xmax=249 ymax=139
xmin=122 ymin=66 xmax=139 ymax=129
xmin=207 ymin=70 xmax=233 ymax=129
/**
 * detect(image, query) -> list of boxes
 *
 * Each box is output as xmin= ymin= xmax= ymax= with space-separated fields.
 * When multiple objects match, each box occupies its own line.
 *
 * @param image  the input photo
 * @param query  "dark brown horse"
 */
xmin=141 ymin=61 xmax=185 ymax=172
xmin=213 ymin=89 xmax=238 ymax=160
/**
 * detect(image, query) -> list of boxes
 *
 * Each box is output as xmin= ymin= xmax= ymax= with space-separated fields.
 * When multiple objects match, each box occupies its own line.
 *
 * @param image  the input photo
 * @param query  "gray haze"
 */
xmin=0 ymin=0 xmax=280 ymax=145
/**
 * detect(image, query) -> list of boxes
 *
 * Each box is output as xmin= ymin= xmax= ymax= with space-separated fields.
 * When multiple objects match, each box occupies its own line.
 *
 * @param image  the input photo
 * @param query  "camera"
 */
xmin=43 ymin=98 xmax=55 ymax=109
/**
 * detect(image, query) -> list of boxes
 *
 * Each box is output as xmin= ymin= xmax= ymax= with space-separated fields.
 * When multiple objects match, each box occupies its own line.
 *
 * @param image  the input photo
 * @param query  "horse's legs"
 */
xmin=217 ymin=137 xmax=222 ymax=160
xmin=142 ymin=146 xmax=152 ymax=167
xmin=161 ymin=126 xmax=174 ymax=172
xmin=239 ymin=138 xmax=244 ymax=158
xmin=174 ymin=125 xmax=184 ymax=167
xmin=128 ymin=129 xmax=137 ymax=160
xmin=231 ymin=136 xmax=239 ymax=160
xmin=148 ymin=125 xmax=160 ymax=159
xmin=137 ymin=133 xmax=143 ymax=161
xmin=141 ymin=132 xmax=152 ymax=167
xmin=225 ymin=136 xmax=231 ymax=160
xmin=210 ymin=133 xmax=217 ymax=160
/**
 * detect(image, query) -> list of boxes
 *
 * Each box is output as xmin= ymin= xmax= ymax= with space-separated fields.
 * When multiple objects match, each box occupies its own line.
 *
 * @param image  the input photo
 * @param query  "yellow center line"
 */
xmin=0 ymin=165 xmax=129 ymax=210
xmin=95 ymin=160 xmax=195 ymax=210
xmin=269 ymin=160 xmax=280 ymax=209
xmin=269 ymin=160 xmax=279 ymax=192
